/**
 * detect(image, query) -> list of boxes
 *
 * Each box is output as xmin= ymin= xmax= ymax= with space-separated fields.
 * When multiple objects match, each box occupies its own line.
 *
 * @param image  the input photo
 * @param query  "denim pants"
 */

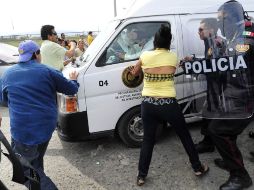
xmin=11 ymin=138 xmax=57 ymax=190
xmin=138 ymin=97 xmax=201 ymax=177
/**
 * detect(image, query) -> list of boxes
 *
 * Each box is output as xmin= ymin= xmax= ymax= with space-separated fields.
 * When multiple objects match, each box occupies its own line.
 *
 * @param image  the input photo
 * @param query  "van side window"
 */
xmin=182 ymin=16 xmax=224 ymax=59
xmin=182 ymin=18 xmax=206 ymax=58
xmin=103 ymin=22 xmax=169 ymax=65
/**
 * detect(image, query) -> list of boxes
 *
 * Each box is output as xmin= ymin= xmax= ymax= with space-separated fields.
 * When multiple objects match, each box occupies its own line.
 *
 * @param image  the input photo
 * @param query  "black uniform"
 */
xmin=208 ymin=20 xmax=254 ymax=179
xmin=197 ymin=36 xmax=226 ymax=150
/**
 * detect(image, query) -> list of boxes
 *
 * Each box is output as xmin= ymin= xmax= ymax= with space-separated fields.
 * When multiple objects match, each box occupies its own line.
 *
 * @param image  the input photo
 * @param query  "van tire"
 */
xmin=117 ymin=106 xmax=163 ymax=148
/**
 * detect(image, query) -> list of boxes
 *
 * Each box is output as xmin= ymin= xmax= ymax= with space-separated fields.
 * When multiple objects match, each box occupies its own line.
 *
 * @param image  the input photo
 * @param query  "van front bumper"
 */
xmin=57 ymin=111 xmax=90 ymax=141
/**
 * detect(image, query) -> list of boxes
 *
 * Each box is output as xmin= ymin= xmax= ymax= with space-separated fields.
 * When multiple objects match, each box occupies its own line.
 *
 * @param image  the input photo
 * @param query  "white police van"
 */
xmin=57 ymin=0 xmax=254 ymax=147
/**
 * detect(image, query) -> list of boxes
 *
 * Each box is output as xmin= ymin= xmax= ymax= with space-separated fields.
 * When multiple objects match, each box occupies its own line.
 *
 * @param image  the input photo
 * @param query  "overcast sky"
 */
xmin=0 ymin=0 xmax=135 ymax=36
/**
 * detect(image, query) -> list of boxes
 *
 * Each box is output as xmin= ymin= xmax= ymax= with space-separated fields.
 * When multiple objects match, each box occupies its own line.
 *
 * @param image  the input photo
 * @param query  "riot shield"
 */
xmin=182 ymin=1 xmax=254 ymax=119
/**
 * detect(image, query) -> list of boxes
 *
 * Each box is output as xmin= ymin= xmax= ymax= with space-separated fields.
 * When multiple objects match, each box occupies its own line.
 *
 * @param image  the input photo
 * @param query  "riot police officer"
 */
xmin=193 ymin=17 xmax=226 ymax=153
xmin=207 ymin=1 xmax=254 ymax=189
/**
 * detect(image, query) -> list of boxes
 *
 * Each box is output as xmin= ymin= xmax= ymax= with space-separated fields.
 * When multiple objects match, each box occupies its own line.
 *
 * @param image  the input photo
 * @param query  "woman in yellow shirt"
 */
xmin=130 ymin=24 xmax=209 ymax=186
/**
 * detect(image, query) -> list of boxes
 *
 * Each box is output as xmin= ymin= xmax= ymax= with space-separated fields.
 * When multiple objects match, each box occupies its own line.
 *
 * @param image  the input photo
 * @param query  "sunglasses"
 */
xmin=52 ymin=32 xmax=57 ymax=36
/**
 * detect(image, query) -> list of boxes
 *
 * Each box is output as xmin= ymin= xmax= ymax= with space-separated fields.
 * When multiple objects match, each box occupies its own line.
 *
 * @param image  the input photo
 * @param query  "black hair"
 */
xmin=201 ymin=18 xmax=219 ymax=33
xmin=41 ymin=25 xmax=55 ymax=40
xmin=88 ymin=31 xmax=92 ymax=35
xmin=153 ymin=24 xmax=172 ymax=49
xmin=30 ymin=50 xmax=40 ymax=60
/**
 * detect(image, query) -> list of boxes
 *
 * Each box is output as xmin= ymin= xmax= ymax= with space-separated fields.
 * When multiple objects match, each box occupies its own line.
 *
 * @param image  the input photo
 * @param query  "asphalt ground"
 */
xmin=1 ymin=107 xmax=254 ymax=190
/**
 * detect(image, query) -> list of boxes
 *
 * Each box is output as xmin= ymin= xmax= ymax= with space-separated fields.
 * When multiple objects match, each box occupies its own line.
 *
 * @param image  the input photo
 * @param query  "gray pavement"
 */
xmin=0 ymin=107 xmax=254 ymax=190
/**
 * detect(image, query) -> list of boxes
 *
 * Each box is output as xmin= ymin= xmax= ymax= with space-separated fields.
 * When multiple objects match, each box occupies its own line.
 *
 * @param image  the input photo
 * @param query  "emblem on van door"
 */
xmin=122 ymin=67 xmax=143 ymax=88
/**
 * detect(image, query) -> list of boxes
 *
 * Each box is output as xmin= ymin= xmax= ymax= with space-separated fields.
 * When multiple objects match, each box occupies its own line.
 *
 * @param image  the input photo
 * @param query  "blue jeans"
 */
xmin=11 ymin=138 xmax=57 ymax=190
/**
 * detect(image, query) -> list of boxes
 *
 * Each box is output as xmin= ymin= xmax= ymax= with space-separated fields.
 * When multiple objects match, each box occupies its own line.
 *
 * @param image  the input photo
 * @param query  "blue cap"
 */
xmin=18 ymin=40 xmax=40 ymax=62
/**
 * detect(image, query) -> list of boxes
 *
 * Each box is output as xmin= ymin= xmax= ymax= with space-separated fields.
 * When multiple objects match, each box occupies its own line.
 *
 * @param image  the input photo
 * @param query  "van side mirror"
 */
xmin=96 ymin=50 xmax=107 ymax=67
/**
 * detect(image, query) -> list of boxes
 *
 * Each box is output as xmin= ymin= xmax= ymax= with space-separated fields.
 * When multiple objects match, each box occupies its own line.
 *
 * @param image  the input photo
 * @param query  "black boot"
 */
xmin=214 ymin=158 xmax=229 ymax=171
xmin=195 ymin=136 xmax=215 ymax=153
xmin=220 ymin=175 xmax=252 ymax=190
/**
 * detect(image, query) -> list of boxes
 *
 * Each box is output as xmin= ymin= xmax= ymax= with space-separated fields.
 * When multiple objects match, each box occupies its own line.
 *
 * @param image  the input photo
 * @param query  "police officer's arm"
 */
xmin=49 ymin=69 xmax=79 ymax=95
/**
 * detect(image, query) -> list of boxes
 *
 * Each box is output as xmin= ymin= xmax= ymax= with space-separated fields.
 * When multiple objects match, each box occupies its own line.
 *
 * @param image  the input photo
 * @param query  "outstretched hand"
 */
xmin=127 ymin=65 xmax=134 ymax=71
xmin=127 ymin=61 xmax=142 ymax=76
xmin=178 ymin=56 xmax=194 ymax=68
xmin=69 ymin=71 xmax=79 ymax=80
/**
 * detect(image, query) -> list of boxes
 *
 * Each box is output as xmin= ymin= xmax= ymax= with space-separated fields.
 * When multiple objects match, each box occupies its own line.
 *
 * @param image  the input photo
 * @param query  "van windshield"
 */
xmin=79 ymin=20 xmax=121 ymax=67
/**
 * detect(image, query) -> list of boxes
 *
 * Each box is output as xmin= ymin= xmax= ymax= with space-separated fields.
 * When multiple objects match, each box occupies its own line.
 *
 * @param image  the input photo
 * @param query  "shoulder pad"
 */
xmin=245 ymin=21 xmax=252 ymax=27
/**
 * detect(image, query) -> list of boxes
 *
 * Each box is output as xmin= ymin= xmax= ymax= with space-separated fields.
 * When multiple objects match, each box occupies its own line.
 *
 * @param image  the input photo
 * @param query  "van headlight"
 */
xmin=57 ymin=93 xmax=79 ymax=113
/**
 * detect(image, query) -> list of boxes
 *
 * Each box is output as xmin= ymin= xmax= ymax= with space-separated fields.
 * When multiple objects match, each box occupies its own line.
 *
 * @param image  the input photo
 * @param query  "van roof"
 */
xmin=120 ymin=0 xmax=254 ymax=19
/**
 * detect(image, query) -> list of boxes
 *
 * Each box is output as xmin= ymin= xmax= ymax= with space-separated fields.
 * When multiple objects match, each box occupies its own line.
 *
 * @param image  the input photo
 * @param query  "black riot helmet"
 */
xmin=217 ymin=0 xmax=245 ymax=39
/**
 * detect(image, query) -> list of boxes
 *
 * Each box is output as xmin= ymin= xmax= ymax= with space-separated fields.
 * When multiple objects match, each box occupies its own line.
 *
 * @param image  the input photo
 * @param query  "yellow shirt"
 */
xmin=41 ymin=40 xmax=66 ymax=71
xmin=140 ymin=49 xmax=177 ymax=97
xmin=87 ymin=35 xmax=94 ymax=45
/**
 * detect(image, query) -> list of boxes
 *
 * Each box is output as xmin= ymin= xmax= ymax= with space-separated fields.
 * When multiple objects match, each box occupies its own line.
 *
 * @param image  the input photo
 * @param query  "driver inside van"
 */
xmin=107 ymin=27 xmax=146 ymax=63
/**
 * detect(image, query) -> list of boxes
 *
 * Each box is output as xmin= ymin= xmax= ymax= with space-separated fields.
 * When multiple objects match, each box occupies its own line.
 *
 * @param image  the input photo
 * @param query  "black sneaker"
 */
xmin=214 ymin=158 xmax=229 ymax=171
xmin=195 ymin=141 xmax=215 ymax=153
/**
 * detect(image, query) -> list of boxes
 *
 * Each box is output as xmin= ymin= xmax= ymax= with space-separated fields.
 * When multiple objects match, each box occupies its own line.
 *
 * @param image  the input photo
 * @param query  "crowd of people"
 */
xmin=0 ymin=0 xmax=254 ymax=190
xmin=40 ymin=28 xmax=94 ymax=71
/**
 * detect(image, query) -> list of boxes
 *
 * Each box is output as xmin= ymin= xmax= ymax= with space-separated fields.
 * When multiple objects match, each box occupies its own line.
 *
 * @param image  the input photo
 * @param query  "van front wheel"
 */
xmin=117 ymin=107 xmax=143 ymax=147
xmin=117 ymin=107 xmax=163 ymax=148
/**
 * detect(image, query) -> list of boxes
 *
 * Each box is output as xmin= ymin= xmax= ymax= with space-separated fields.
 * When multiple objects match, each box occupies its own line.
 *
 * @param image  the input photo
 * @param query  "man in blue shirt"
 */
xmin=0 ymin=40 xmax=79 ymax=190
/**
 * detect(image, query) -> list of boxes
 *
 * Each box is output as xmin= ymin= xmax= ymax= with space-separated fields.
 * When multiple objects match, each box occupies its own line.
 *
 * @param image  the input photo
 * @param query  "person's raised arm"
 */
xmin=65 ymin=41 xmax=76 ymax=58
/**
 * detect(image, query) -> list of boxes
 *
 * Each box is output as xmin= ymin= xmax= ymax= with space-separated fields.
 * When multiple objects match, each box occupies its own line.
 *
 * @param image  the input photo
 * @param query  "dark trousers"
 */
xmin=11 ymin=138 xmax=57 ymax=190
xmin=207 ymin=119 xmax=251 ymax=177
xmin=138 ymin=100 xmax=201 ymax=177
xmin=200 ymin=119 xmax=214 ymax=145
